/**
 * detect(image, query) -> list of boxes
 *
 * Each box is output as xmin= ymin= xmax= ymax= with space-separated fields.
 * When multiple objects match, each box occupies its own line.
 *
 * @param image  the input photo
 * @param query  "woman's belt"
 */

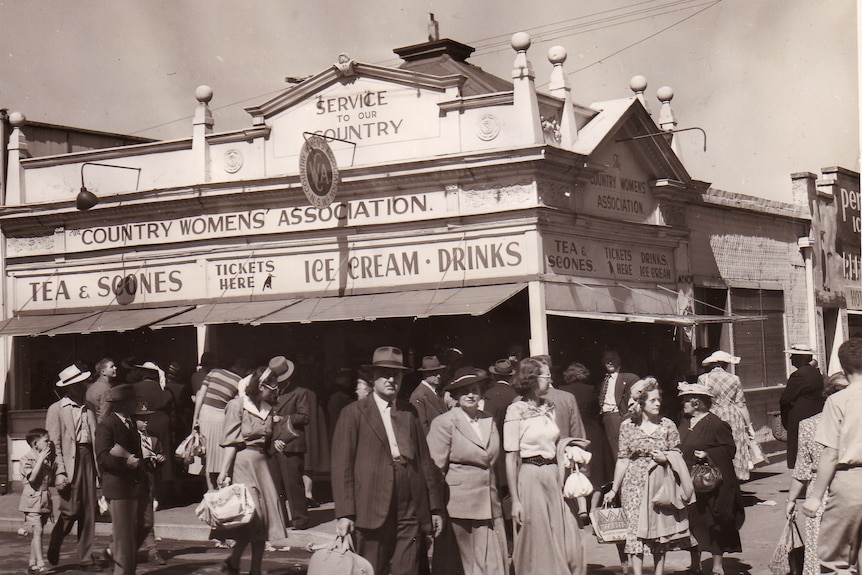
xmin=522 ymin=455 xmax=556 ymax=466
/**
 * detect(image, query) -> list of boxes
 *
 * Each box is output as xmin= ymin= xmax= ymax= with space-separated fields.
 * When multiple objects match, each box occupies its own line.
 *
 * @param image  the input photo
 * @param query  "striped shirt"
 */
xmin=202 ymin=368 xmax=241 ymax=409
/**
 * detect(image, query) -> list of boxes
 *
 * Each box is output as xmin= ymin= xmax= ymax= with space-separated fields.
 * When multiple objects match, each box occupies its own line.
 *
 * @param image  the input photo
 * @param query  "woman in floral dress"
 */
xmin=604 ymin=378 xmax=691 ymax=575
xmin=697 ymin=351 xmax=755 ymax=480
xmin=784 ymin=372 xmax=849 ymax=575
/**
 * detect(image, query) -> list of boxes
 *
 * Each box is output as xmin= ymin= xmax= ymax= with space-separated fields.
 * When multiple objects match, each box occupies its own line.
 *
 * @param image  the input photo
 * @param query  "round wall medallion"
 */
xmin=476 ymin=114 xmax=501 ymax=141
xmin=224 ymin=149 xmax=244 ymax=174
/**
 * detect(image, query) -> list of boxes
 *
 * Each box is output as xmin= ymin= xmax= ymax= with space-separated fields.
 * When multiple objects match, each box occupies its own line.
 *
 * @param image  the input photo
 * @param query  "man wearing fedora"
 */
xmin=95 ymin=384 xmax=145 ymax=575
xmin=45 ymin=362 xmax=102 ymax=571
xmin=598 ymin=349 xmax=640 ymax=458
xmin=268 ymin=356 xmax=311 ymax=529
xmin=780 ymin=344 xmax=824 ymax=469
xmin=410 ymin=355 xmax=448 ymax=436
xmin=332 ymin=346 xmax=444 ymax=575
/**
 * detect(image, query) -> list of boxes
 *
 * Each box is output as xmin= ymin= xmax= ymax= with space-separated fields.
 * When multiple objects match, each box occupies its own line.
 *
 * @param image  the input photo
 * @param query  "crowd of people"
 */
xmin=16 ymin=337 xmax=862 ymax=575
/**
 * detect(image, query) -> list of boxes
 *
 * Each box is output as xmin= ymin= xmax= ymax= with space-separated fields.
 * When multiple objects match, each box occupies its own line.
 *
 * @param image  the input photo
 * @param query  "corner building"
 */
xmin=0 ymin=34 xmax=810 ymax=487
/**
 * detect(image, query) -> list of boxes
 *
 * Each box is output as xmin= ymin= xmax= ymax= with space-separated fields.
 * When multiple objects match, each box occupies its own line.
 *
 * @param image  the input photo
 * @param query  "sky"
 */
xmin=0 ymin=0 xmax=857 ymax=202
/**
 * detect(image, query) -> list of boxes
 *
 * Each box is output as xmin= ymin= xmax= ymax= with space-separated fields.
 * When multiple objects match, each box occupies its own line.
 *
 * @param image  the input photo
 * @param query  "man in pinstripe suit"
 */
xmin=331 ymin=346 xmax=444 ymax=575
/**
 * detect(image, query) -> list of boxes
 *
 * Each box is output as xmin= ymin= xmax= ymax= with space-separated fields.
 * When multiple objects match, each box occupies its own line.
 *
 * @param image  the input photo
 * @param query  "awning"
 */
xmin=150 ymin=300 xmax=301 ymax=328
xmin=544 ymin=282 xmax=762 ymax=326
xmin=251 ymin=284 xmax=525 ymax=324
xmin=40 ymin=306 xmax=194 ymax=336
xmin=0 ymin=312 xmax=99 ymax=337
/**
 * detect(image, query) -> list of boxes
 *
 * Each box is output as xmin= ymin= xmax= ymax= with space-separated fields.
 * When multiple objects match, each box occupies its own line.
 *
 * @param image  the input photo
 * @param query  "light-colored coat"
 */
xmin=426 ymin=407 xmax=502 ymax=520
xmin=45 ymin=397 xmax=98 ymax=482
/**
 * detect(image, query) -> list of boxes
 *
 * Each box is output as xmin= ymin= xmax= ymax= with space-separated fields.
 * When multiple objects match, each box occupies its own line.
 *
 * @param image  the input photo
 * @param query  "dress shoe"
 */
xmin=148 ymin=549 xmax=166 ymax=565
xmin=46 ymin=543 xmax=59 ymax=566
xmin=306 ymin=498 xmax=321 ymax=509
xmin=291 ymin=519 xmax=309 ymax=530
xmin=80 ymin=563 xmax=103 ymax=572
xmin=220 ymin=560 xmax=240 ymax=575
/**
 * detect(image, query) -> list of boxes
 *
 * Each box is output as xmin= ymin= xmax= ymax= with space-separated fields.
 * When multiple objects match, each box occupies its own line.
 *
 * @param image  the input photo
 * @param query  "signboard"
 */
xmin=12 ymin=261 xmax=204 ymax=311
xmin=836 ymin=182 xmax=861 ymax=281
xmin=299 ymin=135 xmax=339 ymax=208
xmin=10 ymin=186 xmax=541 ymax=258
xmin=11 ymin=231 xmax=535 ymax=311
xmin=575 ymin=147 xmax=657 ymax=223
xmin=273 ymin=78 xmax=442 ymax=160
xmin=544 ymin=234 xmax=675 ymax=284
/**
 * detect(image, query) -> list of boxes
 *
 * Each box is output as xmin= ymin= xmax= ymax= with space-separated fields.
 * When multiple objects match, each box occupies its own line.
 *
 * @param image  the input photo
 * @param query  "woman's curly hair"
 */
xmin=627 ymin=377 xmax=660 ymax=423
xmin=512 ymin=357 xmax=543 ymax=395
xmin=563 ymin=362 xmax=590 ymax=385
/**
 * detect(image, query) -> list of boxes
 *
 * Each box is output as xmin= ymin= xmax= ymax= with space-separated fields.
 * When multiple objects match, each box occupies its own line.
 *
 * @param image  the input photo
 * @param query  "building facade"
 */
xmin=0 ymin=34 xmax=812 ymax=488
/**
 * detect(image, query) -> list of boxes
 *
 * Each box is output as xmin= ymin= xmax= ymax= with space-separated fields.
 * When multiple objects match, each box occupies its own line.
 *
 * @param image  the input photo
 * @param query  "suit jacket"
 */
xmin=780 ymin=364 xmax=824 ymax=428
xmin=409 ymin=383 xmax=448 ymax=435
xmin=95 ymin=413 xmax=144 ymax=500
xmin=545 ymin=387 xmax=587 ymax=439
xmin=426 ymin=407 xmax=502 ymax=520
xmin=601 ymin=371 xmax=640 ymax=416
xmin=331 ymin=396 xmax=443 ymax=531
xmin=45 ymin=397 xmax=98 ymax=482
xmin=272 ymin=384 xmax=311 ymax=453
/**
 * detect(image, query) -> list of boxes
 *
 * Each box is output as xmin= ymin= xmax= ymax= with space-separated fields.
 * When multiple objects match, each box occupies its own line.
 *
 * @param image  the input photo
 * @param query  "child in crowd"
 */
xmin=136 ymin=404 xmax=167 ymax=565
xmin=18 ymin=428 xmax=56 ymax=574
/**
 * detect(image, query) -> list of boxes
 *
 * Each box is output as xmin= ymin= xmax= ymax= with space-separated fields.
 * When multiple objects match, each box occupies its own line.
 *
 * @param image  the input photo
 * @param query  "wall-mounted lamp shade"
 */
xmin=76 ymin=186 xmax=99 ymax=210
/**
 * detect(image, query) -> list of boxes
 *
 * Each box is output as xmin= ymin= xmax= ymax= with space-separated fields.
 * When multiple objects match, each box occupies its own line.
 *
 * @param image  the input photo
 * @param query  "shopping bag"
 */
xmin=563 ymin=463 xmax=594 ymax=499
xmin=308 ymin=534 xmax=374 ymax=575
xmin=769 ymin=411 xmax=788 ymax=442
xmin=589 ymin=504 xmax=627 ymax=543
xmin=175 ymin=429 xmax=206 ymax=464
xmin=194 ymin=483 xmax=255 ymax=529
xmin=769 ymin=515 xmax=805 ymax=575
xmin=749 ymin=439 xmax=769 ymax=467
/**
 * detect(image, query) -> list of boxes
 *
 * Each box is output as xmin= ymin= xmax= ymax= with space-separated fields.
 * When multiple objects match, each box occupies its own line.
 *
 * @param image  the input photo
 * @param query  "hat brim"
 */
xmin=488 ymin=368 xmax=514 ymax=376
xmin=784 ymin=349 xmax=815 ymax=355
xmin=362 ymin=362 xmax=411 ymax=371
xmin=445 ymin=375 xmax=487 ymax=394
xmin=417 ymin=366 xmax=446 ymax=372
xmin=135 ymin=410 xmax=155 ymax=416
xmin=276 ymin=363 xmax=295 ymax=383
xmin=56 ymin=371 xmax=91 ymax=387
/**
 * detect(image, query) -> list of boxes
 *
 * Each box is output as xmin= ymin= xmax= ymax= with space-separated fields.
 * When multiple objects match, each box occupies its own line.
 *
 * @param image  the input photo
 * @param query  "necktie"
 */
xmin=382 ymin=402 xmax=401 ymax=459
xmin=599 ymin=374 xmax=612 ymax=413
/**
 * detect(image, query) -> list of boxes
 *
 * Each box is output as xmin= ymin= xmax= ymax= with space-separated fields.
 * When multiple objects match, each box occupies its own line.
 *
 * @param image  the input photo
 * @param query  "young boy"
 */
xmin=19 ymin=428 xmax=56 ymax=574
xmin=135 ymin=403 xmax=167 ymax=565
xmin=802 ymin=338 xmax=862 ymax=573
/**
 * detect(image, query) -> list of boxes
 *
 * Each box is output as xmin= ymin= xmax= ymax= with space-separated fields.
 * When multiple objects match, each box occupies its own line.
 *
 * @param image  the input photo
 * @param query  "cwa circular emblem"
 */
xmin=299 ymin=136 xmax=339 ymax=208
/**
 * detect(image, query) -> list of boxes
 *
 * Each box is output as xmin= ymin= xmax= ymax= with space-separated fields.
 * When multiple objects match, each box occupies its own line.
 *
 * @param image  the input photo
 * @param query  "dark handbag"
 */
xmin=690 ymin=458 xmax=722 ymax=492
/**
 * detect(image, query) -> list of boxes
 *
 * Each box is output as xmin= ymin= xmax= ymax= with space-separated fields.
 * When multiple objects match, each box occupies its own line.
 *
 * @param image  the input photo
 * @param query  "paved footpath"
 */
xmin=0 ymin=460 xmax=794 ymax=574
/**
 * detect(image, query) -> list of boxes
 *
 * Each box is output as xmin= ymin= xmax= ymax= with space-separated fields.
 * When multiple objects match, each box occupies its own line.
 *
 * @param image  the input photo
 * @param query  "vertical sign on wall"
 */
xmin=836 ymin=182 xmax=861 ymax=282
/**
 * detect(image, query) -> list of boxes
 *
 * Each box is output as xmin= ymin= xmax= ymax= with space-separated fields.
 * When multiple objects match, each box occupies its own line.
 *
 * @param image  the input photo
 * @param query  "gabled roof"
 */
xmin=574 ymin=96 xmax=691 ymax=184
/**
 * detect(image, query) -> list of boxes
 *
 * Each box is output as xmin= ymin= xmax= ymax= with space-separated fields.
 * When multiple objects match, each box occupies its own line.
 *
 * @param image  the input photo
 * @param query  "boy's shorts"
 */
xmin=23 ymin=512 xmax=48 ymax=527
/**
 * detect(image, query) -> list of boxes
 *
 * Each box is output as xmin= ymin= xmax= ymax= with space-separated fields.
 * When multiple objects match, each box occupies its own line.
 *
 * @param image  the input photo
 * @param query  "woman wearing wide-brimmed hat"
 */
xmin=697 ymin=351 xmax=756 ymax=480
xmin=678 ymin=382 xmax=744 ymax=575
xmin=779 ymin=344 xmax=824 ymax=469
xmin=427 ymin=367 xmax=508 ymax=575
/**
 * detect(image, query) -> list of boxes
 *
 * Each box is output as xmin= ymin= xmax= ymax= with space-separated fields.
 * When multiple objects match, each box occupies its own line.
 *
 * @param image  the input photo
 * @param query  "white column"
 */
xmin=798 ymin=236 xmax=819 ymax=360
xmin=196 ymin=324 xmax=208 ymax=365
xmin=528 ymin=280 xmax=548 ymax=356
xmin=192 ymin=86 xmax=214 ymax=183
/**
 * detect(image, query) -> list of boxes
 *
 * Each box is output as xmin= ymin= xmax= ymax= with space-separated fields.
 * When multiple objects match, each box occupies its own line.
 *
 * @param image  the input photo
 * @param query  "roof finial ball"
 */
xmin=8 ymin=111 xmax=26 ymax=127
xmin=657 ymin=86 xmax=674 ymax=103
xmin=195 ymin=85 xmax=214 ymax=104
xmin=630 ymin=75 xmax=648 ymax=94
xmin=548 ymin=46 xmax=567 ymax=65
xmin=511 ymin=32 xmax=531 ymax=52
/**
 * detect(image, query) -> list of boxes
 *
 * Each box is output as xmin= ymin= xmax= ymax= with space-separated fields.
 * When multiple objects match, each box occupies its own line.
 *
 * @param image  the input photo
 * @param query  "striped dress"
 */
xmin=199 ymin=368 xmax=241 ymax=475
